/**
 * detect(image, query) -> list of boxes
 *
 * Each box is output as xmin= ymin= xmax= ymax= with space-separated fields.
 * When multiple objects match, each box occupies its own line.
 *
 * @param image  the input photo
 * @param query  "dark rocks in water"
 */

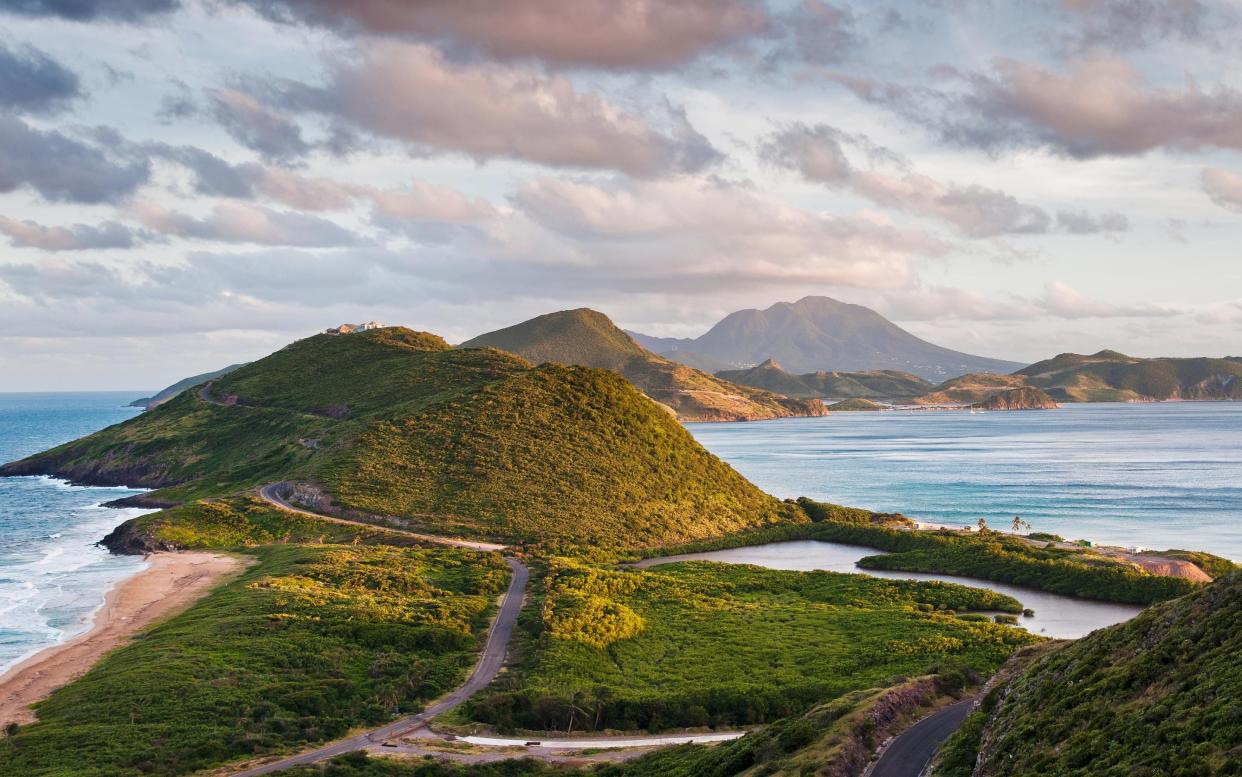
xmin=102 ymin=493 xmax=179 ymax=509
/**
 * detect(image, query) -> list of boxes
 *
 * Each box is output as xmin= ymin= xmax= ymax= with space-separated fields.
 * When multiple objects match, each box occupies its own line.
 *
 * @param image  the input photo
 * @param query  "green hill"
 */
xmin=129 ymin=363 xmax=247 ymax=409
xmin=934 ymin=573 xmax=1242 ymax=776
xmin=718 ymin=359 xmax=931 ymax=399
xmin=916 ymin=351 xmax=1242 ymax=405
xmin=2 ymin=327 xmax=787 ymax=548
xmin=827 ymin=398 xmax=885 ymax=411
xmin=459 ymin=309 xmax=827 ymax=422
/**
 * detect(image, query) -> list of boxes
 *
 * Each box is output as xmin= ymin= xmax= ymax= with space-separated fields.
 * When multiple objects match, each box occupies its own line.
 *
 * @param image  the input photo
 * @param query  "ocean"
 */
xmin=687 ymin=402 xmax=1242 ymax=561
xmin=0 ymin=393 xmax=152 ymax=673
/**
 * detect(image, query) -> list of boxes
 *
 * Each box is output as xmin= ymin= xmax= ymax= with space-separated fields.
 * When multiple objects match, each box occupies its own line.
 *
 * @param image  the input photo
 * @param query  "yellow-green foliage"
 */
xmin=540 ymin=561 xmax=645 ymax=649
xmin=137 ymin=497 xmax=414 ymax=548
xmin=470 ymin=562 xmax=1035 ymax=732
xmin=326 ymin=363 xmax=786 ymax=547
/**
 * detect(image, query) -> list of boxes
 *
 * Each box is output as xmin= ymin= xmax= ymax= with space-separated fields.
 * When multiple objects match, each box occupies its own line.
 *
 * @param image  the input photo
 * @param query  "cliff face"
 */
xmin=969 ymin=387 xmax=1059 ymax=410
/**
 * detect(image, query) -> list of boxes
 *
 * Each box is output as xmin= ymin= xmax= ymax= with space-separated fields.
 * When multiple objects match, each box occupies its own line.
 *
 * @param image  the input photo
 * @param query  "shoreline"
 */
xmin=0 ymin=551 xmax=245 ymax=726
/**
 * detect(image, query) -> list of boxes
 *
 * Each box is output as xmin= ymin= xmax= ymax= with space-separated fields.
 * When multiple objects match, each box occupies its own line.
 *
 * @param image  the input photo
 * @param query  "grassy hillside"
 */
xmin=718 ymin=359 xmax=931 ymax=399
xmin=3 ymin=327 xmax=787 ymax=549
xmin=0 ymin=544 xmax=510 ymax=777
xmin=459 ymin=309 xmax=827 ymax=422
xmin=467 ymin=560 xmax=1033 ymax=732
xmin=129 ymin=363 xmax=246 ymax=408
xmin=915 ymin=350 xmax=1242 ymax=405
xmin=323 ymin=363 xmax=790 ymax=547
xmin=934 ymin=573 xmax=1242 ymax=776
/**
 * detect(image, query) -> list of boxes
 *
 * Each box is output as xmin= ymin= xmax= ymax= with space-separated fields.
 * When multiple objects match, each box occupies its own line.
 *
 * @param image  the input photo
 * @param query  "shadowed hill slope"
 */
xmin=934 ymin=573 xmax=1242 ymax=776
xmin=459 ymin=309 xmax=827 ymax=422
xmin=2 ymin=327 xmax=787 ymax=548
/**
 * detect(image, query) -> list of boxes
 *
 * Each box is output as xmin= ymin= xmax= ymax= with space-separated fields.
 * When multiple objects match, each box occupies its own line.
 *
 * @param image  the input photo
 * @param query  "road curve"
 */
xmin=869 ymin=698 xmax=975 ymax=777
xmin=258 ymin=483 xmax=506 ymax=552
xmin=229 ymin=553 xmax=528 ymax=777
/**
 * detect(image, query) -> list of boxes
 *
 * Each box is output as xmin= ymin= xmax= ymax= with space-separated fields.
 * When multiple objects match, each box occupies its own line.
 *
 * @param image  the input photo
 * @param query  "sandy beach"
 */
xmin=0 ymin=551 xmax=245 ymax=726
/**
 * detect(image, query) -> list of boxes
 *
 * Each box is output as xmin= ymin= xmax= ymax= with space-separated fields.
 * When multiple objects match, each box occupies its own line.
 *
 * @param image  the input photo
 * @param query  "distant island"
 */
xmin=628 ymin=296 xmax=1023 ymax=379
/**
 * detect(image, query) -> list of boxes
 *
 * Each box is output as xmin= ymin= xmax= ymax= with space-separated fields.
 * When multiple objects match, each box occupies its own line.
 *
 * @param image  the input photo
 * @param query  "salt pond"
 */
xmin=636 ymin=540 xmax=1143 ymax=639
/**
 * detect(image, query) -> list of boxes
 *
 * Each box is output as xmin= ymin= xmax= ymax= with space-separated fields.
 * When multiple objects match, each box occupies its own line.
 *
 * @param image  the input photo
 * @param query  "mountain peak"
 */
xmin=632 ymin=297 xmax=1022 ymax=380
xmin=757 ymin=358 xmax=785 ymax=371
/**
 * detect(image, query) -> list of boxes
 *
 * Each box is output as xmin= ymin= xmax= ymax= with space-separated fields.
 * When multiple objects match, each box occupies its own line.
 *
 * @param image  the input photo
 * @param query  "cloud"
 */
xmin=231 ymin=0 xmax=767 ymax=70
xmin=835 ymin=55 xmax=1242 ymax=158
xmin=209 ymin=88 xmax=311 ymax=163
xmin=762 ymin=123 xmax=1127 ymax=237
xmin=766 ymin=0 xmax=860 ymax=66
xmin=1038 ymin=280 xmax=1179 ymax=318
xmin=0 ymin=116 xmax=149 ymax=203
xmin=0 ymin=0 xmax=179 ymax=21
xmin=131 ymin=201 xmax=360 ymax=246
xmin=279 ymin=43 xmax=720 ymax=176
xmin=511 ymin=174 xmax=947 ymax=289
xmin=1057 ymin=0 xmax=1227 ymax=51
xmin=1201 ymin=167 xmax=1242 ymax=213
xmin=0 ymin=217 xmax=140 ymax=250
xmin=0 ymin=42 xmax=81 ymax=114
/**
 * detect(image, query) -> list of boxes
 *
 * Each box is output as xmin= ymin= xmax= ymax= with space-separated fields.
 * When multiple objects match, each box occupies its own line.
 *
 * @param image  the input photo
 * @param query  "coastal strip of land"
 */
xmin=0 ymin=551 xmax=245 ymax=726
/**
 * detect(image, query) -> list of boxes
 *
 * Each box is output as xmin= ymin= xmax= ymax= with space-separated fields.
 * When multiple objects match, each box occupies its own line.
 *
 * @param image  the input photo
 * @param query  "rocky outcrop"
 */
xmin=99 ymin=518 xmax=179 ymax=555
xmin=970 ymin=387 xmax=1059 ymax=410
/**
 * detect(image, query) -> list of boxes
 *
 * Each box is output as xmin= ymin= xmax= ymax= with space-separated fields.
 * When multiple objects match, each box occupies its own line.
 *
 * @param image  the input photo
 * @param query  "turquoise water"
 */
xmin=687 ymin=402 xmax=1242 ymax=561
xmin=0 ymin=393 xmax=152 ymax=672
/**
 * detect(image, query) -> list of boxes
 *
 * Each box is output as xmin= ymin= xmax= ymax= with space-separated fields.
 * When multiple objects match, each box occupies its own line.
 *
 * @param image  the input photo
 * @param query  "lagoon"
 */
xmin=637 ymin=540 xmax=1143 ymax=639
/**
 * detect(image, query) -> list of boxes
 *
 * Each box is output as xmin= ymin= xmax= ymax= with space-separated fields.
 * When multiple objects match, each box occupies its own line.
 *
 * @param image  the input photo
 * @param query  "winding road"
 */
xmin=228 ymin=522 xmax=527 ymax=777
xmin=868 ymin=698 xmax=976 ymax=777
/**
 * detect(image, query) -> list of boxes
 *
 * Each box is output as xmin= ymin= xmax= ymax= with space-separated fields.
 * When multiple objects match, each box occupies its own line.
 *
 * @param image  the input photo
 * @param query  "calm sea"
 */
xmin=0 ymin=393 xmax=152 ymax=672
xmin=687 ymin=402 xmax=1242 ymax=562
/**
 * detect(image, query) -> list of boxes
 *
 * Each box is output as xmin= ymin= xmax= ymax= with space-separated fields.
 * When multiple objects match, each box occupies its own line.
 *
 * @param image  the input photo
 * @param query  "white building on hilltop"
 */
xmin=325 ymin=321 xmax=384 ymax=335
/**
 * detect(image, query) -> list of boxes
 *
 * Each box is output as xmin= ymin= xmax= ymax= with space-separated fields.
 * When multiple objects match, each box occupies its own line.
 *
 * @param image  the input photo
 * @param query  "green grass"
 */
xmin=0 ymin=545 xmax=510 ymax=777
xmin=123 ymin=496 xmax=432 ymax=549
xmin=324 ymin=363 xmax=791 ymax=548
xmin=6 ymin=327 xmax=791 ymax=551
xmin=594 ymin=677 xmax=968 ymax=777
xmin=952 ymin=573 xmax=1242 ymax=776
xmin=467 ymin=560 xmax=1035 ymax=733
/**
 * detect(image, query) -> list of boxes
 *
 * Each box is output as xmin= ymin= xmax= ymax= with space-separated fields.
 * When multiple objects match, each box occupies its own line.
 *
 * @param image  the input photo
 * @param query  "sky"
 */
xmin=1 ymin=0 xmax=1240 ymax=391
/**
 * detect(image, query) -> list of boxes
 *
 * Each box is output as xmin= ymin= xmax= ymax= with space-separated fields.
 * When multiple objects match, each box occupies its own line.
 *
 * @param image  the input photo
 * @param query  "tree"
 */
xmin=977 ymin=518 xmax=990 ymax=535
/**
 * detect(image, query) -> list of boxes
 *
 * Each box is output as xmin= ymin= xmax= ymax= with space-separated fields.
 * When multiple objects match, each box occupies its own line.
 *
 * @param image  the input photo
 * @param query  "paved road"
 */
xmin=869 ymin=699 xmax=976 ymax=777
xmin=229 ymin=554 xmax=528 ymax=776
xmin=258 ymin=483 xmax=506 ymax=552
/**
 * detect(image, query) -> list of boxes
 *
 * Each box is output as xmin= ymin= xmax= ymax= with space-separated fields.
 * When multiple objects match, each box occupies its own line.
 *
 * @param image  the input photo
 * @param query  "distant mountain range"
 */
xmin=918 ymin=350 xmax=1242 ymax=405
xmin=460 ymin=309 xmax=827 ymax=422
xmin=628 ymin=296 xmax=1023 ymax=380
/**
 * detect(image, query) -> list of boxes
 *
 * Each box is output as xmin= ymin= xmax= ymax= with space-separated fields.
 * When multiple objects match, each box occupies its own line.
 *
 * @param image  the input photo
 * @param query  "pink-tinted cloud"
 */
xmin=131 ymin=201 xmax=359 ymax=246
xmin=286 ymin=43 xmax=720 ymax=176
xmin=513 ymin=175 xmax=948 ymax=288
xmin=235 ymin=0 xmax=767 ymax=70
xmin=762 ymin=123 xmax=1127 ymax=237
xmin=1201 ymin=167 xmax=1242 ymax=213
xmin=0 ymin=216 xmax=139 ymax=251
xmin=836 ymin=55 xmax=1242 ymax=158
